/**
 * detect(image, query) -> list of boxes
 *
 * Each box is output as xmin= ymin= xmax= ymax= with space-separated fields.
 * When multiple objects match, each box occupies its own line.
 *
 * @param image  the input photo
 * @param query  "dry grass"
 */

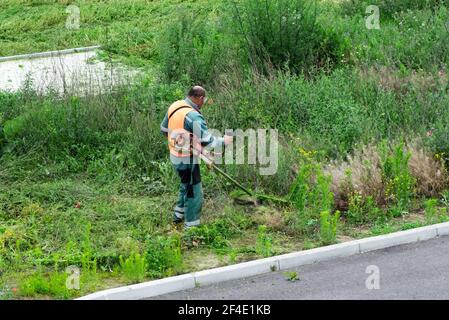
xmin=324 ymin=141 xmax=448 ymax=210
xmin=252 ymin=206 xmax=286 ymax=231
xmin=359 ymin=66 xmax=448 ymax=94
xmin=408 ymin=142 xmax=449 ymax=197
xmin=324 ymin=144 xmax=384 ymax=210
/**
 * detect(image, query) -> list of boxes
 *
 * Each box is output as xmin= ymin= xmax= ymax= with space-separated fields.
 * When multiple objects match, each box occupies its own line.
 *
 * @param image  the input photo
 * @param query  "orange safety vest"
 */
xmin=167 ymin=100 xmax=199 ymax=158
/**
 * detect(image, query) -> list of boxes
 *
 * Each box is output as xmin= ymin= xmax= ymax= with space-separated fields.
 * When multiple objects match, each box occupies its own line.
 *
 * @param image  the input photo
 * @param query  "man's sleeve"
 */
xmin=186 ymin=112 xmax=224 ymax=148
xmin=160 ymin=113 xmax=169 ymax=137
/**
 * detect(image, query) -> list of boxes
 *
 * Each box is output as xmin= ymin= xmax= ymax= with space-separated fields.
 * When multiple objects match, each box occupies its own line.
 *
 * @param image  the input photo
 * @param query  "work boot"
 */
xmin=173 ymin=217 xmax=183 ymax=224
xmin=173 ymin=206 xmax=185 ymax=224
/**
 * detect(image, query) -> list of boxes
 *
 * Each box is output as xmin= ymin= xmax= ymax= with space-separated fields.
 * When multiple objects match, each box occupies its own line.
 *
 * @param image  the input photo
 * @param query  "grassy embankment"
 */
xmin=0 ymin=0 xmax=449 ymax=299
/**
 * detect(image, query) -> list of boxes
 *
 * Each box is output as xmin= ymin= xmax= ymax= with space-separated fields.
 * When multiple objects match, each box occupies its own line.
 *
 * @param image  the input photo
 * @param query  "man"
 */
xmin=160 ymin=86 xmax=233 ymax=230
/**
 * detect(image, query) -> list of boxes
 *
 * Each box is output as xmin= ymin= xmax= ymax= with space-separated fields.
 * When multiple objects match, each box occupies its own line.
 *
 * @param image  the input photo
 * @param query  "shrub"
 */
xmin=156 ymin=10 xmax=233 ymax=85
xmin=145 ymin=235 xmax=182 ymax=277
xmin=319 ymin=210 xmax=340 ymax=245
xmin=119 ymin=252 xmax=147 ymax=284
xmin=229 ymin=0 xmax=347 ymax=74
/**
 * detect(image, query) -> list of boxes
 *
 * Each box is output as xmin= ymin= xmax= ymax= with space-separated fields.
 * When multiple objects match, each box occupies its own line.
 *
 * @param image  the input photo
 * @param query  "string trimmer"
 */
xmin=195 ymin=149 xmax=289 ymax=206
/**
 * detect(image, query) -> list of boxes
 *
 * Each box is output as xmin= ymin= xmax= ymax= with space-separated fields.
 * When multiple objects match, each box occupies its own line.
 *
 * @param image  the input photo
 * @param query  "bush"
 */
xmin=156 ymin=10 xmax=233 ymax=85
xmin=229 ymin=0 xmax=347 ymax=74
xmin=325 ymin=144 xmax=385 ymax=210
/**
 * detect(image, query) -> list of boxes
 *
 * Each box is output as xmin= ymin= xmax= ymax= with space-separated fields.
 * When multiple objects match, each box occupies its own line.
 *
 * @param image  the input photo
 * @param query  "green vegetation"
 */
xmin=256 ymin=225 xmax=273 ymax=257
xmin=1 ymin=0 xmax=449 ymax=299
xmin=119 ymin=252 xmax=147 ymax=284
xmin=382 ymin=143 xmax=416 ymax=217
xmin=146 ymin=235 xmax=183 ymax=277
xmin=319 ymin=210 xmax=340 ymax=245
xmin=424 ymin=198 xmax=449 ymax=224
xmin=283 ymin=271 xmax=299 ymax=282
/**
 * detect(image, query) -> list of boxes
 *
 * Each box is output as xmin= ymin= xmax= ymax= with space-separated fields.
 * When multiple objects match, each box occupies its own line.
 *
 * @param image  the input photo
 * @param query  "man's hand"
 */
xmin=224 ymin=134 xmax=233 ymax=146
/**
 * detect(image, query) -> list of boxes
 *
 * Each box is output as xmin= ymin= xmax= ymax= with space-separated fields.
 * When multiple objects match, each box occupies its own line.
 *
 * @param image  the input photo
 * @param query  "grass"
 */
xmin=0 ymin=0 xmax=221 ymax=66
xmin=0 ymin=172 xmax=447 ymax=299
xmin=1 ymin=0 xmax=449 ymax=299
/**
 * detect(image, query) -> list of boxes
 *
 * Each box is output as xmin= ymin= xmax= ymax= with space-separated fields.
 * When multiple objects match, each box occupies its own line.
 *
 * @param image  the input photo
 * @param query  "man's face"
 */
xmin=194 ymin=95 xmax=207 ymax=108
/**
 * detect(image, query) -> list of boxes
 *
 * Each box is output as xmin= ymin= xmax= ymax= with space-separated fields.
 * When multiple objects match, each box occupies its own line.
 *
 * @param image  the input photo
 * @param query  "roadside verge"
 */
xmin=77 ymin=221 xmax=449 ymax=300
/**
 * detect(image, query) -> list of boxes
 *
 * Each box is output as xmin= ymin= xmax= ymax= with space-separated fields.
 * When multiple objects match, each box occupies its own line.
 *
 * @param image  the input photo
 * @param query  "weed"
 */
xmin=156 ymin=10 xmax=231 ymax=85
xmin=283 ymin=271 xmax=299 ymax=282
xmin=401 ymin=222 xmax=424 ymax=230
xmin=228 ymin=248 xmax=238 ymax=264
xmin=347 ymin=193 xmax=385 ymax=225
xmin=18 ymin=270 xmax=73 ymax=299
xmin=424 ymin=198 xmax=449 ymax=224
xmin=255 ymin=225 xmax=273 ymax=258
xmin=289 ymin=161 xmax=335 ymax=235
xmin=381 ymin=143 xmax=416 ymax=217
xmin=119 ymin=252 xmax=147 ymax=284
xmin=302 ymin=240 xmax=318 ymax=250
xmin=183 ymin=218 xmax=240 ymax=251
xmin=146 ymin=235 xmax=182 ymax=278
xmin=370 ymin=223 xmax=395 ymax=236
xmin=441 ymin=190 xmax=449 ymax=209
xmin=81 ymin=224 xmax=97 ymax=274
xmin=319 ymin=210 xmax=340 ymax=245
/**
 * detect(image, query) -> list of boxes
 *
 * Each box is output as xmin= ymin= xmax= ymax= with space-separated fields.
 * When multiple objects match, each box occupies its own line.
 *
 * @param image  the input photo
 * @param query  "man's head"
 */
xmin=188 ymin=86 xmax=207 ymax=108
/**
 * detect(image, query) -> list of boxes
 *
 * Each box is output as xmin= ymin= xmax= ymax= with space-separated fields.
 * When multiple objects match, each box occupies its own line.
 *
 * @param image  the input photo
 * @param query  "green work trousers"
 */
xmin=173 ymin=162 xmax=203 ymax=229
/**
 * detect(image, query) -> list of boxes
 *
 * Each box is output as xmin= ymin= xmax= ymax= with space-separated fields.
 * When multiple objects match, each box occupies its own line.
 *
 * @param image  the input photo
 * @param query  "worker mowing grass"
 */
xmin=160 ymin=86 xmax=233 ymax=230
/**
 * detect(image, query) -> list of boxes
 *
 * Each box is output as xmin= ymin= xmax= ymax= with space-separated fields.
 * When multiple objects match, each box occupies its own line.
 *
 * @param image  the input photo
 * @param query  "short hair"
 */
xmin=188 ymin=86 xmax=206 ymax=98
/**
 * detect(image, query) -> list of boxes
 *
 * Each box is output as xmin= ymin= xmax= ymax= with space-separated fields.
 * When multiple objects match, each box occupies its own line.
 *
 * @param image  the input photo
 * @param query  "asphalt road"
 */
xmin=149 ymin=235 xmax=449 ymax=300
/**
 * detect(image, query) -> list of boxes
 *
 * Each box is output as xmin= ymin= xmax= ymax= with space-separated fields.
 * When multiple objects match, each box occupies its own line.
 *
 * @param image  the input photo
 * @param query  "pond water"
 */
xmin=0 ymin=50 xmax=138 ymax=95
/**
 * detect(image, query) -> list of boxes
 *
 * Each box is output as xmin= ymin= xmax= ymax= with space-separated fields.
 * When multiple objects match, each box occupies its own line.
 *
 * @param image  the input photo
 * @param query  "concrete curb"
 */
xmin=0 ymin=46 xmax=101 ymax=63
xmin=76 ymin=274 xmax=195 ymax=300
xmin=76 ymin=221 xmax=449 ymax=300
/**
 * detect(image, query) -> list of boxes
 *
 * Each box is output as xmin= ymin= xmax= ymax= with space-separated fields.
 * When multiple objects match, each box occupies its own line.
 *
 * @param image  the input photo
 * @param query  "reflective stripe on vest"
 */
xmin=167 ymin=100 xmax=197 ymax=157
